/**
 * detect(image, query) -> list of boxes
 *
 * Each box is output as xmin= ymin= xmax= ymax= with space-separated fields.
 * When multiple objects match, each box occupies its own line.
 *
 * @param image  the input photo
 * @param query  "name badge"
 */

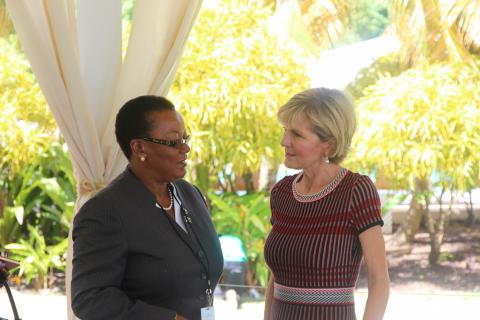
xmin=201 ymin=306 xmax=215 ymax=320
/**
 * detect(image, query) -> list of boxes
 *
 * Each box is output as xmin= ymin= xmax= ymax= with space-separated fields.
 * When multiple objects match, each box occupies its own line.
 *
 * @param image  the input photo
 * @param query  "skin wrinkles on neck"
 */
xmin=297 ymin=163 xmax=342 ymax=195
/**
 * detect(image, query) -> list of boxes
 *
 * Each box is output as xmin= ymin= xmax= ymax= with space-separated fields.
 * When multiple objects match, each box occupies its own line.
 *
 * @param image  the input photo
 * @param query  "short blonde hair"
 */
xmin=278 ymin=87 xmax=356 ymax=164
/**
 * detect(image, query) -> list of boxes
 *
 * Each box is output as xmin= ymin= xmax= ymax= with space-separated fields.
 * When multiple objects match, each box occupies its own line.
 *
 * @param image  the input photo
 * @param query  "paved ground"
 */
xmin=1 ymin=289 xmax=479 ymax=319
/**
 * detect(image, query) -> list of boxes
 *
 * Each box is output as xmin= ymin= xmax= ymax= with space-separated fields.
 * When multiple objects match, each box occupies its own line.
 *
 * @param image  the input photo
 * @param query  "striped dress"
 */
xmin=264 ymin=169 xmax=383 ymax=320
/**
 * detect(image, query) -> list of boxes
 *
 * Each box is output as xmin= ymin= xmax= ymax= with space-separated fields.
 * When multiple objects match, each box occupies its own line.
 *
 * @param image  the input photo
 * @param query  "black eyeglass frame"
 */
xmin=138 ymin=135 xmax=190 ymax=148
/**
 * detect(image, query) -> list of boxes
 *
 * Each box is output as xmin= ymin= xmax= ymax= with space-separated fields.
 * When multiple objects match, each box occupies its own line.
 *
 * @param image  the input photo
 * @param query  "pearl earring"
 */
xmin=140 ymin=155 xmax=146 ymax=162
xmin=325 ymin=156 xmax=330 ymax=164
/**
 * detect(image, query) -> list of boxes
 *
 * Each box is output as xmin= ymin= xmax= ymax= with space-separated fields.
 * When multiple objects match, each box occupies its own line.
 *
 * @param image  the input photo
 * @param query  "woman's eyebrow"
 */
xmin=165 ymin=129 xmax=188 ymax=137
xmin=289 ymin=128 xmax=303 ymax=135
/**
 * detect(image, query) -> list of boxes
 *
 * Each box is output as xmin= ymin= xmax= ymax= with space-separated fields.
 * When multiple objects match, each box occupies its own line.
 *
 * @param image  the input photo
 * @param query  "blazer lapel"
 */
xmin=173 ymin=183 xmax=210 ymax=271
xmin=118 ymin=168 xmax=201 ymax=255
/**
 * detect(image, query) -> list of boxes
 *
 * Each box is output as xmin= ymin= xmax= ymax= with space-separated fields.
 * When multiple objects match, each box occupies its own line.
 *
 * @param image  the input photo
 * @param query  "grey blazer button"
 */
xmin=201 ymin=273 xmax=207 ymax=280
xmin=198 ymin=251 xmax=204 ymax=258
xmin=198 ymin=294 xmax=205 ymax=300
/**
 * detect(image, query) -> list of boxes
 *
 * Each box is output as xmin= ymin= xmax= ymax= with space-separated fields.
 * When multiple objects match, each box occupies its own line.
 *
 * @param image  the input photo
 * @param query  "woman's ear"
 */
xmin=326 ymin=139 xmax=337 ymax=157
xmin=131 ymin=140 xmax=148 ymax=162
xmin=130 ymin=139 xmax=144 ymax=157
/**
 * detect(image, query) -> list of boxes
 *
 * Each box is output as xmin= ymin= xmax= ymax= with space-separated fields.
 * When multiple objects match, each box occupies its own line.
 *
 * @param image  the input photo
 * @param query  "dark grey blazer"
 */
xmin=71 ymin=168 xmax=223 ymax=320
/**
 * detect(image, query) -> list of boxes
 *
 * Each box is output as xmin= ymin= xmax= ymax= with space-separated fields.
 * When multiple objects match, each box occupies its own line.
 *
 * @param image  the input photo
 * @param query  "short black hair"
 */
xmin=115 ymin=95 xmax=175 ymax=159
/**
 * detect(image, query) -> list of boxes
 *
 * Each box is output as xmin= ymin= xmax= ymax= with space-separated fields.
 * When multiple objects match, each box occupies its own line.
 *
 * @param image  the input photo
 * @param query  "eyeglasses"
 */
xmin=139 ymin=135 xmax=190 ymax=148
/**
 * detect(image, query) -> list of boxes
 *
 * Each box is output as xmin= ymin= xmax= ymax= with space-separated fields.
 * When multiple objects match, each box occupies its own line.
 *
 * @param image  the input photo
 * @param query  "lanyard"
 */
xmin=163 ymin=189 xmax=214 ymax=307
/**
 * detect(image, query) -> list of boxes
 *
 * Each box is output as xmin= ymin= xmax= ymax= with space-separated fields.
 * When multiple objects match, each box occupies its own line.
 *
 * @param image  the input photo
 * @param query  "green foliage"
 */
xmin=5 ymin=225 xmax=68 ymax=289
xmin=0 ymin=143 xmax=75 ymax=288
xmin=0 ymin=0 xmax=14 ymax=37
xmin=0 ymin=37 xmax=75 ymax=288
xmin=282 ymin=0 xmax=349 ymax=53
xmin=346 ymin=53 xmax=404 ymax=98
xmin=209 ymin=191 xmax=271 ymax=287
xmin=2 ymin=142 xmax=75 ymax=241
xmin=171 ymin=0 xmax=309 ymax=191
xmin=121 ymin=0 xmax=135 ymax=22
xmin=0 ymin=205 xmax=22 ymax=250
xmin=437 ymin=251 xmax=454 ymax=263
xmin=0 ymin=37 xmax=57 ymax=179
xmin=334 ymin=0 xmax=390 ymax=46
xmin=381 ymin=192 xmax=408 ymax=216
xmin=346 ymin=62 xmax=480 ymax=193
xmin=386 ymin=0 xmax=480 ymax=67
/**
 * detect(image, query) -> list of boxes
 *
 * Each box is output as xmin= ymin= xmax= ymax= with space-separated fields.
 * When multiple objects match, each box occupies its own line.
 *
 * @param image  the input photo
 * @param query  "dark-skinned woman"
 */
xmin=72 ymin=95 xmax=223 ymax=320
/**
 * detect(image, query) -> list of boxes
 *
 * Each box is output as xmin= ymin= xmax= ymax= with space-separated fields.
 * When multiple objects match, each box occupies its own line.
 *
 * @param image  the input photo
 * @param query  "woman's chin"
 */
xmin=284 ymin=159 xmax=300 ymax=170
xmin=174 ymin=167 xmax=187 ymax=180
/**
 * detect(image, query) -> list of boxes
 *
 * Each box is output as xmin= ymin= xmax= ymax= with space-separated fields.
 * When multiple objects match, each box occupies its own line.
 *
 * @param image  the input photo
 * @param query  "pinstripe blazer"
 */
xmin=71 ymin=168 xmax=223 ymax=320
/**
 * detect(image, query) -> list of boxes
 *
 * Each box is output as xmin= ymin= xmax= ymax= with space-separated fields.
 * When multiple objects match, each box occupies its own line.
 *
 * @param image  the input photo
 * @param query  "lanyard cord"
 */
xmin=168 ymin=189 xmax=214 ymax=306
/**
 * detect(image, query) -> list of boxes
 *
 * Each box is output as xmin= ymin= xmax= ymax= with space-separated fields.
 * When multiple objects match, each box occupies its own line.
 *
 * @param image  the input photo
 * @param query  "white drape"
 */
xmin=6 ymin=0 xmax=203 ymax=318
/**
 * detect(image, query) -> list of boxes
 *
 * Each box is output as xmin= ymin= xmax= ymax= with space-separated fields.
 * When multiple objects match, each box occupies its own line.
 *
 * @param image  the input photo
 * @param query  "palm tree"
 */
xmin=387 ymin=0 xmax=480 ymax=67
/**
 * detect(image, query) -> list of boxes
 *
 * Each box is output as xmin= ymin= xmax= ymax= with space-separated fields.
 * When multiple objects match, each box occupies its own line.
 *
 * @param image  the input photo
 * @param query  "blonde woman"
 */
xmin=264 ymin=88 xmax=389 ymax=320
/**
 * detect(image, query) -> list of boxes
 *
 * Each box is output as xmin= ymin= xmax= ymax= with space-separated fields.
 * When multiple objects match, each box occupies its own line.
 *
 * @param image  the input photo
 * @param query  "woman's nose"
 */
xmin=280 ymin=132 xmax=289 ymax=147
xmin=181 ymin=143 xmax=190 ymax=153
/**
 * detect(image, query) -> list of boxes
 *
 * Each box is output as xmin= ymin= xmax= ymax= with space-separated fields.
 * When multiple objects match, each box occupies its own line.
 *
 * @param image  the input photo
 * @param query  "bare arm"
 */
xmin=263 ymin=274 xmax=274 ymax=320
xmin=359 ymin=225 xmax=390 ymax=320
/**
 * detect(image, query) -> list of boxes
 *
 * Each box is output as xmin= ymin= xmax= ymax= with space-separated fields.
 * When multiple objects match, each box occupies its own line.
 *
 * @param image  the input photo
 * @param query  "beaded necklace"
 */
xmin=159 ymin=185 xmax=174 ymax=211
xmin=292 ymin=167 xmax=347 ymax=202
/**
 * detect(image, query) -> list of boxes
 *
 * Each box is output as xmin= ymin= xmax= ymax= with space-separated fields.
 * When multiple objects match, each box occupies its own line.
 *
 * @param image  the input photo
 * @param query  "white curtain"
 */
xmin=6 ymin=0 xmax=203 ymax=318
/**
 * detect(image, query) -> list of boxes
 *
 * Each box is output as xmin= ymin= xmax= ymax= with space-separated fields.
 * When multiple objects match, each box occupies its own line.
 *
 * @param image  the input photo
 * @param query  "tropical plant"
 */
xmin=0 ymin=37 xmax=57 ymax=179
xmin=386 ymin=0 xmax=480 ymax=67
xmin=2 ymin=142 xmax=75 ymax=240
xmin=0 ymin=142 xmax=75 ymax=290
xmin=0 ymin=36 xmax=75 ymax=286
xmin=334 ymin=0 xmax=390 ymax=46
xmin=346 ymin=62 xmax=480 ymax=265
xmin=171 ymin=0 xmax=310 ymax=193
xmin=208 ymin=191 xmax=271 ymax=286
xmin=5 ymin=225 xmax=68 ymax=289
xmin=346 ymin=52 xmax=405 ymax=98
xmin=296 ymin=0 xmax=350 ymax=49
xmin=0 ymin=205 xmax=22 ymax=251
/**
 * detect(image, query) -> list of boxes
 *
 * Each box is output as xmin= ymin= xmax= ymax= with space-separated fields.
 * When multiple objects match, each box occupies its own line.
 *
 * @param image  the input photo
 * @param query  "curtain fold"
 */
xmin=5 ymin=0 xmax=203 ymax=318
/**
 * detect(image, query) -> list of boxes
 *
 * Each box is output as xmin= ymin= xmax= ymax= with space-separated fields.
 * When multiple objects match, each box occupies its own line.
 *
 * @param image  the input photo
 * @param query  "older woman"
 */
xmin=264 ymin=88 xmax=390 ymax=320
xmin=72 ymin=96 xmax=223 ymax=320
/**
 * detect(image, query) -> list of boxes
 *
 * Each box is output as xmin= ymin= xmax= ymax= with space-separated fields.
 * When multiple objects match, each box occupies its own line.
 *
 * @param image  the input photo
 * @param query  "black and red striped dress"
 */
xmin=264 ymin=168 xmax=383 ymax=320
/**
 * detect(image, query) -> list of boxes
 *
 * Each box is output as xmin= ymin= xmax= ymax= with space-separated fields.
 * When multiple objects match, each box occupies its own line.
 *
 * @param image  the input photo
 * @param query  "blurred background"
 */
xmin=1 ymin=0 xmax=479 ymax=319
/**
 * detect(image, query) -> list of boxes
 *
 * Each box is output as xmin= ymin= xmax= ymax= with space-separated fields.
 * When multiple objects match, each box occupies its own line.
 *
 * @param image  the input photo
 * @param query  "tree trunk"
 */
xmin=33 ymin=276 xmax=43 ymax=290
xmin=242 ymin=172 xmax=256 ymax=194
xmin=393 ymin=178 xmax=429 ymax=244
xmin=465 ymin=190 xmax=476 ymax=226
xmin=424 ymin=199 xmax=438 ymax=266
xmin=426 ymin=188 xmax=452 ymax=266
xmin=421 ymin=0 xmax=449 ymax=62
xmin=265 ymin=160 xmax=280 ymax=193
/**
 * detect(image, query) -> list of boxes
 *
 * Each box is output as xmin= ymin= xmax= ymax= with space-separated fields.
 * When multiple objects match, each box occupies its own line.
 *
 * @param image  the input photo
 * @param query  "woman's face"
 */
xmin=280 ymin=114 xmax=330 ymax=171
xmin=141 ymin=110 xmax=190 ymax=182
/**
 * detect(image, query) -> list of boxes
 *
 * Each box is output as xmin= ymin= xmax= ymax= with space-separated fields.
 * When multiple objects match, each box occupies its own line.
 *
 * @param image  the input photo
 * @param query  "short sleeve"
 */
xmin=349 ymin=175 xmax=384 ymax=235
xmin=269 ymin=183 xmax=278 ymax=226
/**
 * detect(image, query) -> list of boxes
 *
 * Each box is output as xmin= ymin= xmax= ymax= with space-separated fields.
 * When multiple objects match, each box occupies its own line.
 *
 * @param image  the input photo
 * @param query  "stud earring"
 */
xmin=324 ymin=156 xmax=330 ymax=164
xmin=140 ymin=155 xmax=146 ymax=162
